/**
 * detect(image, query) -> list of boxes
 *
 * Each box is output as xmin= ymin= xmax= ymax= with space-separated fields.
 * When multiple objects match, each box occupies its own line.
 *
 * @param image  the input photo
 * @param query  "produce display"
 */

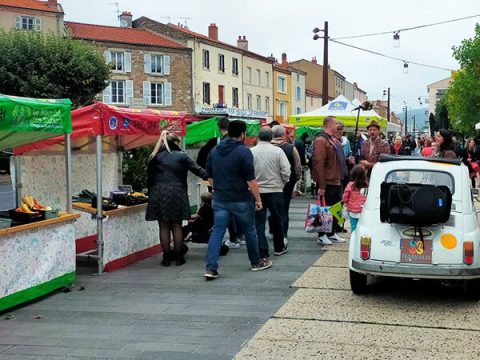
xmin=74 ymin=189 xmax=148 ymax=209
xmin=8 ymin=195 xmax=58 ymax=224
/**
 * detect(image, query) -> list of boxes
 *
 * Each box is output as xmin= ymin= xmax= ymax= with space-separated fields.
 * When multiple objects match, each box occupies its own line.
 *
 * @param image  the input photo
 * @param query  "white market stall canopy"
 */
xmin=288 ymin=95 xmax=388 ymax=131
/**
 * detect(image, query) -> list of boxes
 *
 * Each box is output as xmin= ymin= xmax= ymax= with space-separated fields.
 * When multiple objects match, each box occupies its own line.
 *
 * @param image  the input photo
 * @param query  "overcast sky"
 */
xmin=61 ymin=0 xmax=480 ymax=112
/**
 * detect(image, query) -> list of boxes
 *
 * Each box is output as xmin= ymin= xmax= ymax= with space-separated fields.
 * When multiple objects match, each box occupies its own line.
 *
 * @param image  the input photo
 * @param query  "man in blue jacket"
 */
xmin=205 ymin=120 xmax=272 ymax=280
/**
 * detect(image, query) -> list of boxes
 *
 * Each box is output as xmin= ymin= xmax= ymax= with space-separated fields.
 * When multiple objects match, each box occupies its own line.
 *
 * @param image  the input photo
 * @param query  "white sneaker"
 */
xmin=225 ymin=239 xmax=240 ymax=249
xmin=329 ymin=233 xmax=346 ymax=243
xmin=284 ymin=237 xmax=288 ymax=246
xmin=237 ymin=235 xmax=246 ymax=245
xmin=317 ymin=235 xmax=333 ymax=245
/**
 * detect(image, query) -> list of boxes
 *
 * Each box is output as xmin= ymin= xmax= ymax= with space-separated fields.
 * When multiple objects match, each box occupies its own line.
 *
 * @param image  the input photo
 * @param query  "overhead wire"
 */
xmin=329 ymin=39 xmax=455 ymax=72
xmin=331 ymin=14 xmax=480 ymax=40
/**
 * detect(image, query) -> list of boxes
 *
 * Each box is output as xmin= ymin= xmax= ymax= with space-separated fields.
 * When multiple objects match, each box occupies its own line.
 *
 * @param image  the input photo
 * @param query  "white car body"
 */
xmin=349 ymin=156 xmax=480 ymax=285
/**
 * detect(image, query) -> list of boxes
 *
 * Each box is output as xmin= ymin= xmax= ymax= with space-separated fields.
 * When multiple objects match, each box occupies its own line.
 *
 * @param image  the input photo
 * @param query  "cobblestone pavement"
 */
xmin=0 ymin=196 xmax=323 ymax=359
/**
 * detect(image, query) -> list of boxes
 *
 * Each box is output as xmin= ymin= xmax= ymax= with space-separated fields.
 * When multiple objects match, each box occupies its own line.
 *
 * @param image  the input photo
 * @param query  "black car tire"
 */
xmin=463 ymin=278 xmax=480 ymax=301
xmin=350 ymin=270 xmax=368 ymax=294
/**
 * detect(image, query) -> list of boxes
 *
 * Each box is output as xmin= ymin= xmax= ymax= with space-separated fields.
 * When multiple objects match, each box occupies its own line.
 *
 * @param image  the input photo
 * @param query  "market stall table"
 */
xmin=0 ymin=94 xmax=77 ymax=312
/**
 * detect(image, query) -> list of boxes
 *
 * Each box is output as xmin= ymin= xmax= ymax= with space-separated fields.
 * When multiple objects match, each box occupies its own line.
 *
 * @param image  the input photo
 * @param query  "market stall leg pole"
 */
xmin=14 ymin=156 xmax=22 ymax=207
xmin=65 ymin=134 xmax=72 ymax=213
xmin=118 ymin=151 xmax=123 ymax=186
xmin=96 ymin=135 xmax=104 ymax=275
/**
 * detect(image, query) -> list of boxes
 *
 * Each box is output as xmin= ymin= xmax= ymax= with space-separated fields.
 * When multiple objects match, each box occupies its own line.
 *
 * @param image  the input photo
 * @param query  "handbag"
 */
xmin=304 ymin=196 xmax=333 ymax=233
xmin=471 ymin=161 xmax=480 ymax=172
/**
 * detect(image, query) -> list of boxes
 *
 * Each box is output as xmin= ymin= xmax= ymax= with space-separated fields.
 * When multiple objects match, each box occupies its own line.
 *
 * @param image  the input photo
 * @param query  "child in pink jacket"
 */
xmin=342 ymin=165 xmax=368 ymax=233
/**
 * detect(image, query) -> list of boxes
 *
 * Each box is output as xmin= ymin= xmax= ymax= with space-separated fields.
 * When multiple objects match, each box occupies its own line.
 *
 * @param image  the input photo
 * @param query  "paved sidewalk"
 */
xmin=0 ymin=197 xmax=323 ymax=359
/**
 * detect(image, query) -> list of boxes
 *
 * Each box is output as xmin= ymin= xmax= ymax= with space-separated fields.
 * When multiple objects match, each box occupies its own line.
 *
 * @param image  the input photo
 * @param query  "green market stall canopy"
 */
xmin=0 ymin=94 xmax=72 ymax=151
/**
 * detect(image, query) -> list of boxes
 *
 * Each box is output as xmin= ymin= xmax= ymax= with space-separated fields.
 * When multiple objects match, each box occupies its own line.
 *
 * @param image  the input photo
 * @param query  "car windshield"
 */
xmin=385 ymin=170 xmax=454 ymax=194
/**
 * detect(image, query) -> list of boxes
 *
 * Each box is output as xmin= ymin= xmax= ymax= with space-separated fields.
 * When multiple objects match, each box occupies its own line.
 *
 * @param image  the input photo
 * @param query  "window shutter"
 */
xmin=126 ymin=80 xmax=133 ymax=105
xmin=103 ymin=83 xmax=112 ymax=103
xmin=103 ymin=51 xmax=111 ymax=65
xmin=124 ymin=52 xmax=132 ymax=73
xmin=14 ymin=16 xmax=21 ymax=29
xmin=34 ymin=17 xmax=41 ymax=31
xmin=164 ymin=82 xmax=172 ymax=107
xmin=144 ymin=54 xmax=151 ymax=74
xmin=163 ymin=55 xmax=171 ymax=75
xmin=143 ymin=81 xmax=151 ymax=105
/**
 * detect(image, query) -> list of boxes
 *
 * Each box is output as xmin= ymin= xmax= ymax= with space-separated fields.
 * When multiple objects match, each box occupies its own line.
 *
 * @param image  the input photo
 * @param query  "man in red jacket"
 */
xmin=312 ymin=116 xmax=346 ymax=245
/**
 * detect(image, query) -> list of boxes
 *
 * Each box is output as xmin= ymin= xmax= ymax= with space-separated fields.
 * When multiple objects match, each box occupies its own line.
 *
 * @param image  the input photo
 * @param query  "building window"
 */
xmin=277 ymin=76 xmax=287 ymax=93
xmin=232 ymin=58 xmax=239 ymax=75
xmin=111 ymin=52 xmax=124 ymax=71
xmin=218 ymin=54 xmax=225 ymax=72
xmin=296 ymin=107 xmax=302 ymax=114
xmin=256 ymin=69 xmax=261 ymax=85
xmin=265 ymin=97 xmax=270 ymax=112
xmin=150 ymin=83 xmax=164 ymax=105
xmin=150 ymin=55 xmax=163 ymax=74
xmin=203 ymin=50 xmax=210 ymax=69
xmin=277 ymin=100 xmax=287 ymax=116
xmin=111 ymin=80 xmax=125 ymax=104
xmin=247 ymin=67 xmax=252 ymax=83
xmin=256 ymin=95 xmax=261 ymax=111
xmin=15 ymin=16 xmax=41 ymax=31
xmin=232 ymin=87 xmax=239 ymax=107
xmin=22 ymin=16 xmax=34 ymax=30
xmin=296 ymin=86 xmax=301 ymax=101
xmin=203 ymin=82 xmax=210 ymax=104
xmin=247 ymin=94 xmax=252 ymax=110
xmin=265 ymin=71 xmax=270 ymax=87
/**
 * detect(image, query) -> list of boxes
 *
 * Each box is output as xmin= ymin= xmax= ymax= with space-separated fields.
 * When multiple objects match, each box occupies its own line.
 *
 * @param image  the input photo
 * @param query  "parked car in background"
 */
xmin=349 ymin=155 xmax=480 ymax=299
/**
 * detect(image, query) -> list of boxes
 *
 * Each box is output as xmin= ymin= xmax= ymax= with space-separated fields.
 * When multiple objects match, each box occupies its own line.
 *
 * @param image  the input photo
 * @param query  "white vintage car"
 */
xmin=349 ymin=155 xmax=480 ymax=298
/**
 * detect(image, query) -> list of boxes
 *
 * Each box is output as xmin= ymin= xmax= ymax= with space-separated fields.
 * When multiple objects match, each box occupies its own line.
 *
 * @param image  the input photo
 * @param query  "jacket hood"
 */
xmin=271 ymin=137 xmax=286 ymax=146
xmin=217 ymin=138 xmax=243 ymax=155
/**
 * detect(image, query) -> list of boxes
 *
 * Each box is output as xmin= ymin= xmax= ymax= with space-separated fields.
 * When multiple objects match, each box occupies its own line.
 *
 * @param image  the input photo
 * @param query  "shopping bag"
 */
xmin=329 ymin=201 xmax=345 ymax=226
xmin=304 ymin=196 xmax=334 ymax=233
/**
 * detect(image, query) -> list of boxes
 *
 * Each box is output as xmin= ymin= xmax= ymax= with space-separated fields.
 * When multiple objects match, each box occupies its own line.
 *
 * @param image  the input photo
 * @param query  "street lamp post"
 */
xmin=403 ymin=102 xmax=408 ymax=135
xmin=313 ymin=21 xmax=329 ymax=106
xmin=383 ymin=88 xmax=390 ymax=123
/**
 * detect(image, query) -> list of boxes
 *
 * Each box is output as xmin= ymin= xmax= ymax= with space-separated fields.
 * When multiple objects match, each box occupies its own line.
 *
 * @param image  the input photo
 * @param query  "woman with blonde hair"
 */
xmin=146 ymin=131 xmax=208 ymax=266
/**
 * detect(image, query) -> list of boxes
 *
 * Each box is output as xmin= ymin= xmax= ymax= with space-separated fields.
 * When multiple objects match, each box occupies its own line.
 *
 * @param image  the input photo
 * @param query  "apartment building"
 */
xmin=66 ymin=12 xmax=192 ymax=111
xmin=427 ymin=76 xmax=451 ymax=115
xmin=288 ymin=64 xmax=306 ymax=115
xmin=0 ymin=0 xmax=64 ymax=35
xmin=353 ymin=82 xmax=368 ymax=103
xmin=273 ymin=59 xmax=292 ymax=123
xmin=237 ymin=36 xmax=275 ymax=119
xmin=133 ymin=17 xmax=272 ymax=120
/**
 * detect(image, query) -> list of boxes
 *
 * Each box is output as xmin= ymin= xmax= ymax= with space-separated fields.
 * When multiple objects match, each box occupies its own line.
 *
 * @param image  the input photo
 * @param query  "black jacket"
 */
xmin=147 ymin=147 xmax=208 ymax=190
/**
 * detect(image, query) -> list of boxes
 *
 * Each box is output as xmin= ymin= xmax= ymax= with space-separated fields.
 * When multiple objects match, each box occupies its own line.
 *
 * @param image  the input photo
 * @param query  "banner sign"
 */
xmin=328 ymin=101 xmax=348 ymax=111
xmin=196 ymin=107 xmax=268 ymax=119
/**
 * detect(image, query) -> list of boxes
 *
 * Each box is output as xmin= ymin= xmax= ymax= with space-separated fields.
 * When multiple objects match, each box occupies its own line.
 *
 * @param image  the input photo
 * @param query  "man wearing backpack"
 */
xmin=271 ymin=125 xmax=301 ymax=243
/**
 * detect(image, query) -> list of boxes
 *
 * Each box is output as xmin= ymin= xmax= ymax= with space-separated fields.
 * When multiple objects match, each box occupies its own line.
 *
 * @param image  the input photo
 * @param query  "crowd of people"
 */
xmin=144 ymin=115 xmax=475 ymax=280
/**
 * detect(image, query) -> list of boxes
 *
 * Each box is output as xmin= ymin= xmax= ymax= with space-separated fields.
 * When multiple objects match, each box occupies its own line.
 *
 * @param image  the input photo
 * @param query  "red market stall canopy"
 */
xmin=15 ymin=103 xmax=188 ymax=154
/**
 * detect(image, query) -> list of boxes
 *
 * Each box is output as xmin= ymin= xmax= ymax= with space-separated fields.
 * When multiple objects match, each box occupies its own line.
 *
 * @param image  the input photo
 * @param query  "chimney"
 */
xmin=237 ymin=35 xmax=248 ymax=50
xmin=208 ymin=23 xmax=218 ymax=41
xmin=281 ymin=53 xmax=287 ymax=69
xmin=47 ymin=0 xmax=58 ymax=8
xmin=312 ymin=56 xmax=317 ymax=64
xmin=268 ymin=53 xmax=276 ymax=63
xmin=119 ymin=11 xmax=132 ymax=28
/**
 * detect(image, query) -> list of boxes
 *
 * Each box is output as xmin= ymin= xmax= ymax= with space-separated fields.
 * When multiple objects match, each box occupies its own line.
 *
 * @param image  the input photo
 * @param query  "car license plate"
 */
xmin=400 ymin=239 xmax=432 ymax=264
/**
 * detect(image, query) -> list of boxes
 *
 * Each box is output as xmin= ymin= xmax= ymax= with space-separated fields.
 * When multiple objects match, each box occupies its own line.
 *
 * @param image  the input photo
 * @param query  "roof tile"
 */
xmin=0 ymin=0 xmax=62 ymax=13
xmin=66 ymin=22 xmax=186 ymax=49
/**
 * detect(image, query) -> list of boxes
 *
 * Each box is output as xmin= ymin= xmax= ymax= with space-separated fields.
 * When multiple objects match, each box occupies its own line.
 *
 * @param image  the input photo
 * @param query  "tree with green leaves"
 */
xmin=446 ymin=24 xmax=480 ymax=135
xmin=0 ymin=30 xmax=110 ymax=108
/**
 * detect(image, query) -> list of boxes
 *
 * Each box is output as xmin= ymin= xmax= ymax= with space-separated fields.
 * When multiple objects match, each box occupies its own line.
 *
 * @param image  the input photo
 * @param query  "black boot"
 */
xmin=161 ymin=252 xmax=172 ymax=267
xmin=174 ymin=251 xmax=186 ymax=266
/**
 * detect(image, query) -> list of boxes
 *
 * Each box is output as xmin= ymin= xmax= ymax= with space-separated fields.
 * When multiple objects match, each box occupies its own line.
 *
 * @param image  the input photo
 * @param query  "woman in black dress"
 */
xmin=146 ymin=131 xmax=208 ymax=266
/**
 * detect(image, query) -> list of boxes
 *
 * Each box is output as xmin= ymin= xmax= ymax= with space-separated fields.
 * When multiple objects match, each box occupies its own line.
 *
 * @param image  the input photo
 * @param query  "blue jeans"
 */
xmin=206 ymin=200 xmax=260 ymax=271
xmin=349 ymin=216 xmax=359 ymax=233
xmin=255 ymin=192 xmax=285 ymax=258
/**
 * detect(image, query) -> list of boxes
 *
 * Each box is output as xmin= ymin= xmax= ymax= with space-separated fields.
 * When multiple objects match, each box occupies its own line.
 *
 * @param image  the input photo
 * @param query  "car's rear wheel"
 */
xmin=350 ymin=270 xmax=368 ymax=294
xmin=463 ymin=279 xmax=480 ymax=300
